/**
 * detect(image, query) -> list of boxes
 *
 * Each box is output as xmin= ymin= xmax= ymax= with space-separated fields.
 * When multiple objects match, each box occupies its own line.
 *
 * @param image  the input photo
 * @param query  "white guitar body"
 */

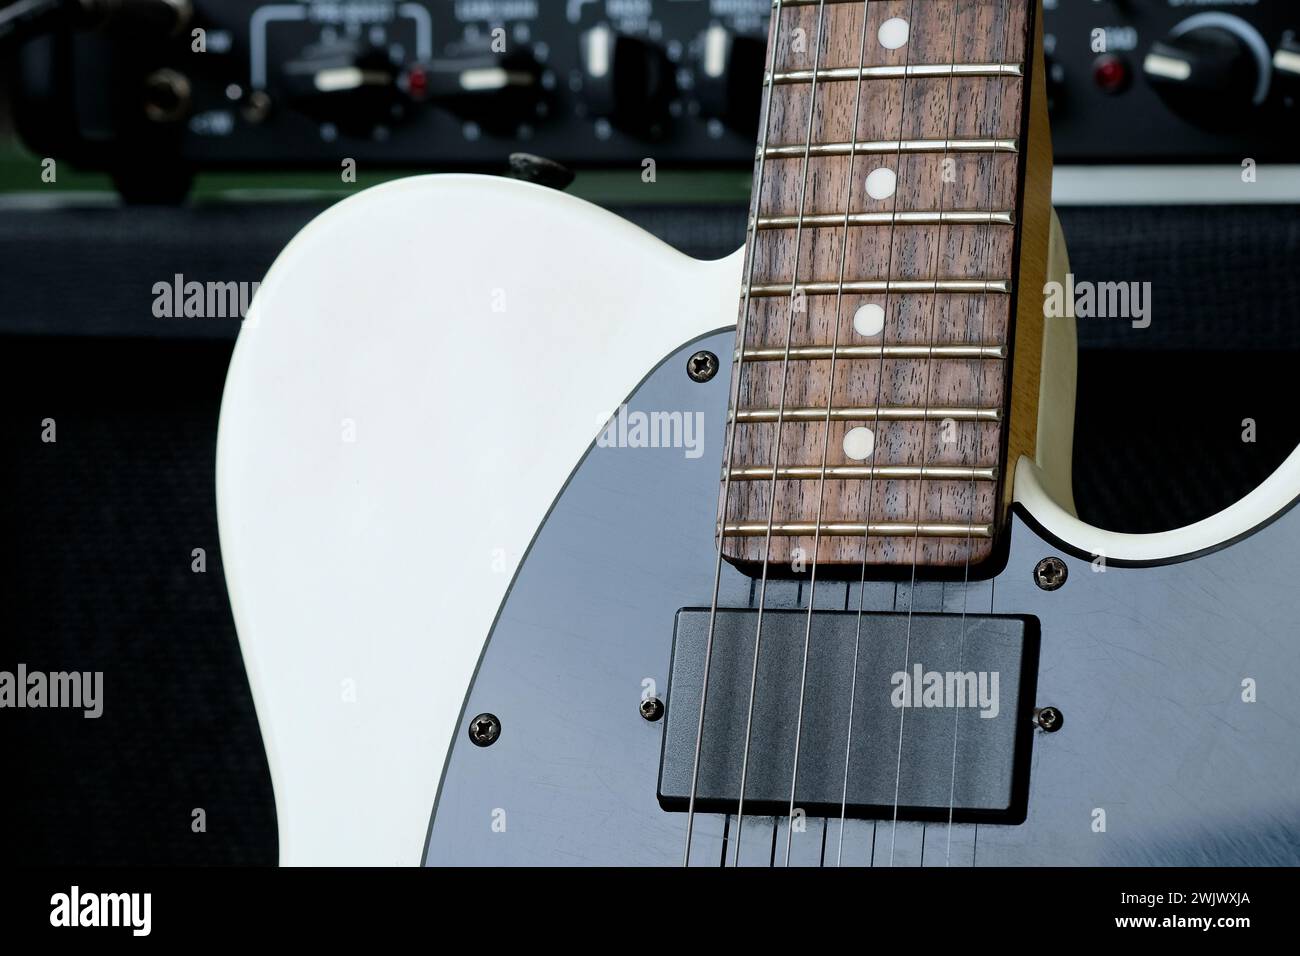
xmin=217 ymin=175 xmax=1300 ymax=865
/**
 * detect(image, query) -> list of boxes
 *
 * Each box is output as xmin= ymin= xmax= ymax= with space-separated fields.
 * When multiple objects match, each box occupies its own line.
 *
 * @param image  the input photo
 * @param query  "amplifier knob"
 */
xmin=578 ymin=25 xmax=676 ymax=137
xmin=1142 ymin=14 xmax=1272 ymax=129
xmin=694 ymin=25 xmax=765 ymax=137
xmin=403 ymin=52 xmax=545 ymax=133
xmin=280 ymin=41 xmax=404 ymax=135
xmin=1275 ymin=37 xmax=1300 ymax=105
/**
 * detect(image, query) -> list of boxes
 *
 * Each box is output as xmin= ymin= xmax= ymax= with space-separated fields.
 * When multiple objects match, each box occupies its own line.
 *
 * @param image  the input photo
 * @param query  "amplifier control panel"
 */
xmin=10 ymin=1 xmax=1300 ymax=200
xmin=1043 ymin=0 xmax=1300 ymax=162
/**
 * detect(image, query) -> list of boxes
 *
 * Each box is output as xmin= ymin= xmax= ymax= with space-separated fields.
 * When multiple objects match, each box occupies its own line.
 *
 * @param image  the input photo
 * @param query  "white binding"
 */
xmin=216 ymin=175 xmax=1300 ymax=865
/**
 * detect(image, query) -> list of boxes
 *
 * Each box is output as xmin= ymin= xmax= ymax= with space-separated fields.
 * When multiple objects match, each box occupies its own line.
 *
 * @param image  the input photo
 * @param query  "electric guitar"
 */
xmin=215 ymin=0 xmax=1300 ymax=866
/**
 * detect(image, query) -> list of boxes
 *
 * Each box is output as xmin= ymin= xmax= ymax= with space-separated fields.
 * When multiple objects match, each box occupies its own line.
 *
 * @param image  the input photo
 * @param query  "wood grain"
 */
xmin=719 ymin=0 xmax=1043 ymax=575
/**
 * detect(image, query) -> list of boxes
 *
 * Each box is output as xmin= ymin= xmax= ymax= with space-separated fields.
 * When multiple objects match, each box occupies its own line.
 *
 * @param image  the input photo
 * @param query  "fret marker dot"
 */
xmin=843 ymin=427 xmax=876 ymax=461
xmin=865 ymin=167 xmax=897 ymax=200
xmin=853 ymin=303 xmax=886 ymax=337
xmin=878 ymin=18 xmax=909 ymax=50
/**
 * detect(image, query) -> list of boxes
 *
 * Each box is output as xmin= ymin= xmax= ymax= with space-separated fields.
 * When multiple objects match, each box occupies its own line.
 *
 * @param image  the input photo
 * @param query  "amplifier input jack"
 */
xmin=143 ymin=69 xmax=192 ymax=123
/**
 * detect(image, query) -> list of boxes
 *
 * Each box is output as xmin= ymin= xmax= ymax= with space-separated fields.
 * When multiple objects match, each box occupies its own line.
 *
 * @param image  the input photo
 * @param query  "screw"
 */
xmin=468 ymin=712 xmax=501 ymax=747
xmin=640 ymin=697 xmax=664 ymax=722
xmin=1033 ymin=556 xmax=1068 ymax=591
xmin=1035 ymin=706 xmax=1064 ymax=733
xmin=687 ymin=350 xmax=719 ymax=383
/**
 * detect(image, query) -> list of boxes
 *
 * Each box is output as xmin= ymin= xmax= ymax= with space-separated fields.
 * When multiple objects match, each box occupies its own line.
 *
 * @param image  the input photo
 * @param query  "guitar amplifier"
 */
xmin=7 ymin=0 xmax=1300 ymax=199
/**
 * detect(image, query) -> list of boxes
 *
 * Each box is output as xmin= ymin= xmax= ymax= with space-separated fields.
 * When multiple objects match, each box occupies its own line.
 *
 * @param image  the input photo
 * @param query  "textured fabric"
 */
xmin=0 ymin=339 xmax=275 ymax=864
xmin=1056 ymin=204 xmax=1300 ymax=351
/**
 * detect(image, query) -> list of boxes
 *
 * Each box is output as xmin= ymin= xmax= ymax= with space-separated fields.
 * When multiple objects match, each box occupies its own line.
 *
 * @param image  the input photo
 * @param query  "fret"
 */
xmin=755 ymin=210 xmax=1015 ymax=229
xmin=721 ymin=0 xmax=1043 ymax=573
xmin=741 ymin=297 xmax=1012 ymax=351
xmin=747 ymin=279 xmax=1009 ymax=297
xmin=771 ymin=63 xmax=1023 ymax=85
xmin=741 ymin=344 xmax=1006 ymax=361
xmin=762 ymin=138 xmax=1017 ymax=159
xmin=723 ymin=522 xmax=995 ymax=539
xmin=728 ymin=465 xmax=999 ymax=482
xmin=776 ymin=0 xmax=938 ymax=6
xmin=733 ymin=406 xmax=1001 ymax=424
xmin=758 ymin=155 xmax=1021 ymax=220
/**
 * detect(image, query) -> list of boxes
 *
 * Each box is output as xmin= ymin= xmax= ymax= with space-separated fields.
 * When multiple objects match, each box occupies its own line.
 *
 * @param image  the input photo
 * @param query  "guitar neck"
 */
xmin=719 ymin=0 xmax=1052 ymax=576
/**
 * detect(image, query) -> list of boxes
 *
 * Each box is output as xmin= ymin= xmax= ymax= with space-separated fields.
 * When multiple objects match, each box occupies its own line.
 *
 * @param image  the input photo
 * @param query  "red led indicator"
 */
xmin=1093 ymin=55 xmax=1130 ymax=95
xmin=406 ymin=66 xmax=429 ymax=101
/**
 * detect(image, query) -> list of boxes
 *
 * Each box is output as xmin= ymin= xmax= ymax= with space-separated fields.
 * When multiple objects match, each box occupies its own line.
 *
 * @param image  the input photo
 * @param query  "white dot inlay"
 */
xmin=878 ymin=17 xmax=910 ymax=50
xmin=865 ymin=167 xmax=897 ymax=200
xmin=843 ymin=426 xmax=876 ymax=461
xmin=853 ymin=303 xmax=886 ymax=337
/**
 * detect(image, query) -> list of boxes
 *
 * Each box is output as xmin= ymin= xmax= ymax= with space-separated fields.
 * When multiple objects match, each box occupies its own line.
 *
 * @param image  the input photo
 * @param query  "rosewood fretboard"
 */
xmin=720 ymin=0 xmax=1046 ymax=574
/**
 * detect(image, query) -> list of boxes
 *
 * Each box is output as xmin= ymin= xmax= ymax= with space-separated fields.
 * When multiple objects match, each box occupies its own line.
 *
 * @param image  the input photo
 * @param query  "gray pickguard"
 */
xmin=425 ymin=333 xmax=1300 ymax=866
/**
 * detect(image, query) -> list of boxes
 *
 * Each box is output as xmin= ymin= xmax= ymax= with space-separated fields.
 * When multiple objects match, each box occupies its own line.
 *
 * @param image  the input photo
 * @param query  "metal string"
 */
xmin=945 ymin=0 xmax=1018 ymax=866
xmin=731 ymin=0 xmax=831 ymax=867
xmin=834 ymin=0 xmax=924 ymax=865
xmin=782 ymin=0 xmax=875 ymax=867
xmin=681 ymin=0 xmax=790 ymax=867
xmin=889 ymin=0 xmax=1008 ymax=868
xmin=883 ymin=0 xmax=977 ymax=868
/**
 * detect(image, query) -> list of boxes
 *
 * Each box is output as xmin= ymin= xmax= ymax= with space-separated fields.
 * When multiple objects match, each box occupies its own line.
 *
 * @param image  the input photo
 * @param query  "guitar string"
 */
xmin=730 ymin=0 xmax=830 ymax=867
xmin=780 ymin=0 xmax=873 ymax=868
xmin=835 ymin=0 xmax=922 ymax=865
xmin=945 ymin=0 xmax=1018 ymax=866
xmin=887 ymin=0 xmax=968 ymax=867
xmin=681 ymin=0 xmax=790 ymax=867
xmin=782 ymin=0 xmax=875 ymax=868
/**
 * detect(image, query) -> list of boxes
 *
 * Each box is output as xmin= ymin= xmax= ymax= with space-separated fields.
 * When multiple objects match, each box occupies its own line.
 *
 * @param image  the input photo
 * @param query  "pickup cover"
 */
xmin=659 ymin=609 xmax=1039 ymax=822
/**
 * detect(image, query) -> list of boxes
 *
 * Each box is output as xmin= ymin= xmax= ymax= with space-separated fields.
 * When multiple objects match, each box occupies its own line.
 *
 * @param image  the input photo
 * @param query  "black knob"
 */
xmin=1142 ymin=16 xmax=1270 ymax=129
xmin=579 ymin=25 xmax=676 ymax=136
xmin=280 ymin=40 xmax=404 ymax=135
xmin=403 ymin=52 xmax=545 ymax=132
xmin=1275 ymin=38 xmax=1300 ymax=105
xmin=694 ymin=25 xmax=766 ymax=137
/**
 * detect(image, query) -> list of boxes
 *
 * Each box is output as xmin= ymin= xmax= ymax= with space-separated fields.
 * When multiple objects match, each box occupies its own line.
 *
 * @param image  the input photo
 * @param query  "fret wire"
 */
xmin=755 ymin=210 xmax=1015 ymax=229
xmin=723 ymin=522 xmax=995 ymax=539
xmin=741 ymin=344 xmax=1006 ymax=360
xmin=763 ymin=138 xmax=1017 ymax=159
xmin=733 ymin=406 xmax=1001 ymax=423
xmin=728 ymin=464 xmax=999 ymax=482
xmin=747 ymin=279 xmax=1009 ymax=296
xmin=778 ymin=0 xmax=922 ymax=5
xmin=770 ymin=63 xmax=1023 ymax=84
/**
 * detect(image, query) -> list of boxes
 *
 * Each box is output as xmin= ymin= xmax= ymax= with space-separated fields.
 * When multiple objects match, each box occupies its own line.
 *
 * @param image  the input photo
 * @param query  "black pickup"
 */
xmin=658 ymin=609 xmax=1039 ymax=823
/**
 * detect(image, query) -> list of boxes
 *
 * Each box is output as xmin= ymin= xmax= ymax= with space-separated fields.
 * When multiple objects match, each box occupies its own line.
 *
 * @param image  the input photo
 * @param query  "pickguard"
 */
xmin=425 ymin=333 xmax=1300 ymax=866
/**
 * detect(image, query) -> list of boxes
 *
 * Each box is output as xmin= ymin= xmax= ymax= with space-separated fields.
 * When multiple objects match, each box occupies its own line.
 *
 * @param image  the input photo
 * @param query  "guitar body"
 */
xmin=218 ymin=174 xmax=1300 ymax=866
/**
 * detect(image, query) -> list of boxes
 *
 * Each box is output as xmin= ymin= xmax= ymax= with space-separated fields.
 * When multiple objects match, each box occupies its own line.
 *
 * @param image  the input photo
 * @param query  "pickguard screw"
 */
xmin=1035 ymin=706 xmax=1064 ymax=733
xmin=468 ymin=712 xmax=501 ymax=747
xmin=1033 ymin=556 xmax=1068 ymax=591
xmin=640 ymin=697 xmax=665 ymax=722
xmin=687 ymin=350 xmax=719 ymax=383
